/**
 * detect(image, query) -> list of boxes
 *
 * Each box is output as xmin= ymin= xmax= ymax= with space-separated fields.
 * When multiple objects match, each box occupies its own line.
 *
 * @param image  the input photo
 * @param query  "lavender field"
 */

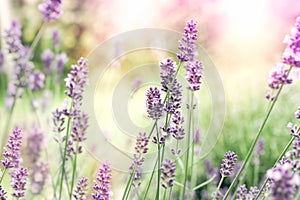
xmin=0 ymin=0 xmax=300 ymax=199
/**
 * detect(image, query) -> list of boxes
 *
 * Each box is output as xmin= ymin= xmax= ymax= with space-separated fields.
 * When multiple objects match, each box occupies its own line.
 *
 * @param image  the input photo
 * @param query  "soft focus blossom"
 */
xmin=41 ymin=49 xmax=54 ymax=74
xmin=92 ymin=162 xmax=112 ymax=200
xmin=56 ymin=52 xmax=68 ymax=74
xmin=29 ymin=70 xmax=45 ymax=91
xmin=177 ymin=20 xmax=198 ymax=62
xmin=160 ymin=158 xmax=176 ymax=189
xmin=282 ymin=17 xmax=300 ymax=67
xmin=10 ymin=167 xmax=28 ymax=197
xmin=29 ymin=163 xmax=49 ymax=194
xmin=52 ymin=29 xmax=61 ymax=49
xmin=1 ymin=127 xmax=23 ymax=169
xmin=0 ymin=50 xmax=4 ymax=74
xmin=220 ymin=151 xmax=237 ymax=176
xmin=267 ymin=163 xmax=300 ymax=200
xmin=38 ymin=0 xmax=63 ymax=22
xmin=73 ymin=177 xmax=89 ymax=200
xmin=26 ymin=127 xmax=44 ymax=163
xmin=253 ymin=138 xmax=264 ymax=165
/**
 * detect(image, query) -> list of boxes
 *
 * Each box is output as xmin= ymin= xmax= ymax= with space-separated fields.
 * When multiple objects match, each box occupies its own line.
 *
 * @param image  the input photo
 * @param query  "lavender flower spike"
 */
xmin=267 ymin=63 xmax=292 ymax=90
xmin=11 ymin=167 xmax=28 ymax=198
xmin=1 ymin=127 xmax=23 ymax=169
xmin=0 ymin=185 xmax=7 ymax=200
xmin=220 ymin=151 xmax=237 ymax=176
xmin=267 ymin=163 xmax=300 ymax=200
xmin=185 ymin=60 xmax=204 ymax=91
xmin=177 ymin=20 xmax=198 ymax=62
xmin=282 ymin=16 xmax=300 ymax=67
xmin=145 ymin=87 xmax=163 ymax=120
xmin=73 ymin=177 xmax=89 ymax=200
xmin=92 ymin=162 xmax=112 ymax=200
xmin=160 ymin=158 xmax=176 ymax=189
xmin=38 ymin=0 xmax=63 ymax=22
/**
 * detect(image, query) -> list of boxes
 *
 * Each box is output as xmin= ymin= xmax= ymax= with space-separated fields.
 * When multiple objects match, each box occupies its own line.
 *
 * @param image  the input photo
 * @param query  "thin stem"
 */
xmin=29 ymin=22 xmax=48 ymax=59
xmin=69 ymin=142 xmax=79 ymax=199
xmin=163 ymin=189 xmax=167 ymax=200
xmin=214 ymin=176 xmax=225 ymax=200
xmin=255 ymin=136 xmax=295 ymax=200
xmin=168 ymin=187 xmax=172 ymax=200
xmin=121 ymin=166 xmax=135 ymax=200
xmin=58 ymin=109 xmax=73 ymax=200
xmin=155 ymin=124 xmax=161 ymax=200
xmin=0 ymin=168 xmax=7 ymax=184
xmin=143 ymin=159 xmax=158 ymax=199
xmin=192 ymin=175 xmax=216 ymax=191
xmin=253 ymin=162 xmax=259 ymax=186
xmin=223 ymin=66 xmax=292 ymax=200
xmin=181 ymin=92 xmax=194 ymax=200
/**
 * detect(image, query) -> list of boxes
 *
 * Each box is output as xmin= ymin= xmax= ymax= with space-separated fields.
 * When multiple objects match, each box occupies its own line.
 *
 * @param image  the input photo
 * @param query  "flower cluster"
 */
xmin=267 ymin=63 xmax=292 ymax=90
xmin=236 ymin=184 xmax=259 ymax=200
xmin=267 ymin=163 xmax=300 ymax=200
xmin=145 ymin=87 xmax=163 ymax=120
xmin=185 ymin=60 xmax=204 ymax=91
xmin=92 ymin=162 xmax=112 ymax=200
xmin=0 ymin=185 xmax=7 ymax=200
xmin=29 ymin=163 xmax=49 ymax=194
xmin=73 ymin=177 xmax=89 ymax=200
xmin=11 ymin=167 xmax=28 ymax=198
xmin=177 ymin=20 xmax=198 ymax=62
xmin=220 ymin=151 xmax=237 ymax=176
xmin=71 ymin=111 xmax=89 ymax=153
xmin=25 ymin=127 xmax=44 ymax=163
xmin=282 ymin=16 xmax=300 ymax=67
xmin=38 ymin=0 xmax=63 ymax=22
xmin=168 ymin=111 xmax=185 ymax=140
xmin=160 ymin=158 xmax=176 ymax=189
xmin=1 ymin=127 xmax=23 ymax=169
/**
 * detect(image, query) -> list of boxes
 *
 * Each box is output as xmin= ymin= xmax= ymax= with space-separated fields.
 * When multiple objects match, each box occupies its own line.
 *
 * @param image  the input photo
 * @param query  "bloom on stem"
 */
xmin=0 ymin=185 xmax=7 ymax=200
xmin=10 ymin=167 xmax=28 ymax=198
xmin=185 ymin=60 xmax=204 ymax=91
xmin=282 ymin=16 xmax=300 ymax=67
xmin=169 ymin=111 xmax=185 ymax=140
xmin=267 ymin=163 xmax=300 ymax=200
xmin=73 ymin=177 xmax=89 ymax=200
xmin=145 ymin=87 xmax=163 ymax=120
xmin=38 ymin=0 xmax=63 ymax=22
xmin=160 ymin=158 xmax=176 ymax=189
xmin=220 ymin=151 xmax=237 ymax=177
xmin=1 ymin=127 xmax=23 ymax=169
xmin=177 ymin=20 xmax=198 ymax=62
xmin=92 ymin=162 xmax=112 ymax=200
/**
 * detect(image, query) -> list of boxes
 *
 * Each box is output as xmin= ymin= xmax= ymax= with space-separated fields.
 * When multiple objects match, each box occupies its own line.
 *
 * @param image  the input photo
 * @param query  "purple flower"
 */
xmin=168 ymin=111 xmax=185 ymax=140
xmin=145 ymin=87 xmax=164 ymax=120
xmin=288 ymin=122 xmax=300 ymax=138
xmin=52 ymin=29 xmax=61 ymax=49
xmin=295 ymin=107 xmax=300 ymax=119
xmin=71 ymin=111 xmax=89 ymax=153
xmin=41 ymin=49 xmax=54 ymax=74
xmin=92 ymin=162 xmax=112 ymax=200
xmin=1 ymin=127 xmax=23 ymax=169
xmin=164 ymin=81 xmax=182 ymax=114
xmin=29 ymin=162 xmax=49 ymax=194
xmin=267 ymin=163 xmax=300 ymax=200
xmin=25 ymin=126 xmax=44 ymax=163
xmin=56 ymin=52 xmax=68 ymax=74
xmin=185 ymin=60 xmax=204 ymax=91
xmin=248 ymin=186 xmax=259 ymax=199
xmin=29 ymin=70 xmax=45 ymax=91
xmin=160 ymin=58 xmax=177 ymax=92
xmin=10 ymin=167 xmax=28 ymax=197
xmin=134 ymin=132 xmax=149 ymax=154
xmin=73 ymin=177 xmax=89 ymax=200
xmin=253 ymin=138 xmax=264 ymax=165
xmin=0 ymin=185 xmax=7 ymax=200
xmin=290 ymin=137 xmax=300 ymax=159
xmin=267 ymin=63 xmax=292 ymax=90
xmin=282 ymin=17 xmax=300 ymax=67
xmin=220 ymin=151 xmax=237 ymax=176
xmin=0 ymin=50 xmax=4 ymax=74
xmin=52 ymin=108 xmax=66 ymax=134
xmin=38 ymin=0 xmax=63 ymax=22
xmin=4 ymin=20 xmax=22 ymax=53
xmin=236 ymin=184 xmax=247 ymax=200
xmin=160 ymin=158 xmax=176 ymax=189
xmin=177 ymin=20 xmax=198 ymax=62
xmin=65 ymin=57 xmax=89 ymax=110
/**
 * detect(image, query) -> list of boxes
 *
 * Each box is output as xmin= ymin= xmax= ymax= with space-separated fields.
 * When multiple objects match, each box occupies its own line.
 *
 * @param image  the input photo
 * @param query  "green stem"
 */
xmin=181 ymin=92 xmax=194 ymax=200
xmin=29 ymin=22 xmax=48 ymax=59
xmin=168 ymin=187 xmax=172 ymax=200
xmin=58 ymin=108 xmax=73 ymax=200
xmin=121 ymin=166 xmax=136 ymax=200
xmin=223 ymin=66 xmax=292 ymax=200
xmin=214 ymin=176 xmax=225 ymax=200
xmin=143 ymin=159 xmax=158 ymax=199
xmin=155 ymin=124 xmax=161 ymax=200
xmin=192 ymin=175 xmax=216 ymax=191
xmin=69 ymin=142 xmax=79 ymax=199
xmin=255 ymin=136 xmax=294 ymax=200
xmin=0 ymin=168 xmax=7 ymax=184
xmin=163 ymin=189 xmax=167 ymax=200
xmin=253 ymin=162 xmax=259 ymax=186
